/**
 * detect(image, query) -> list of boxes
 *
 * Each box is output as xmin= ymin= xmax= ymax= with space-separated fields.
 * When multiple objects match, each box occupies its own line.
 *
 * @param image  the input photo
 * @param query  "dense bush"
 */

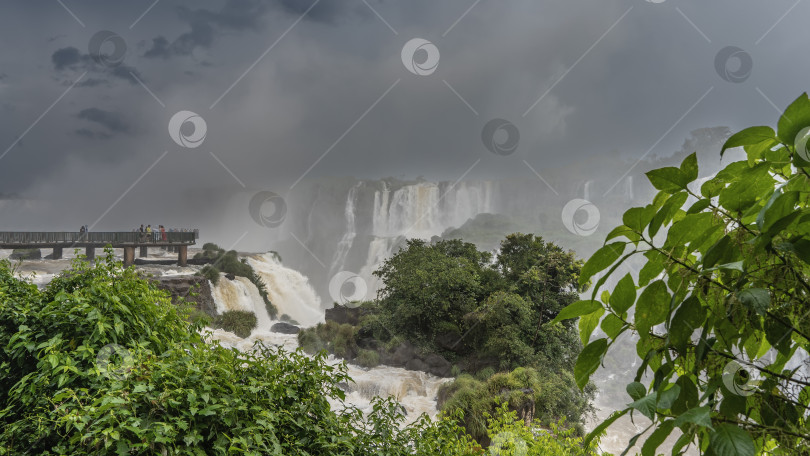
xmin=0 ymin=253 xmax=598 ymax=454
xmin=439 ymin=367 xmax=594 ymax=443
xmin=199 ymin=264 xmax=220 ymax=285
xmin=213 ymin=310 xmax=257 ymax=338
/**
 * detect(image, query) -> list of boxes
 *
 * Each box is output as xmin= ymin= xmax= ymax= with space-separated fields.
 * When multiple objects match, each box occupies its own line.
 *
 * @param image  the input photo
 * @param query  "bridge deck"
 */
xmin=0 ymin=232 xmax=197 ymax=249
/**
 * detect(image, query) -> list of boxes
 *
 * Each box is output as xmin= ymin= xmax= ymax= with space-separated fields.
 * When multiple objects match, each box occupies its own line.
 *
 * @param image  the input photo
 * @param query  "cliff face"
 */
xmin=154 ymin=276 xmax=217 ymax=317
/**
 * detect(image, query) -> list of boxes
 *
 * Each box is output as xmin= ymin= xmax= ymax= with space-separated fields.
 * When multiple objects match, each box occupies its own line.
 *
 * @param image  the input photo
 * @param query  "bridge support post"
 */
xmin=139 ymin=246 xmax=148 ymax=257
xmin=52 ymin=247 xmax=63 ymax=260
xmin=86 ymin=247 xmax=95 ymax=263
xmin=178 ymin=245 xmax=188 ymax=266
xmin=123 ymin=247 xmax=135 ymax=267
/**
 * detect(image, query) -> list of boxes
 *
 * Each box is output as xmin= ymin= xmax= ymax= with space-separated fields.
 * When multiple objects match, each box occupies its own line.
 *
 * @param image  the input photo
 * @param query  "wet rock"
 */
xmin=154 ymin=276 xmax=216 ymax=317
xmin=389 ymin=342 xmax=417 ymax=367
xmin=271 ymin=322 xmax=300 ymax=334
xmin=423 ymin=353 xmax=452 ymax=377
xmin=405 ymin=358 xmax=428 ymax=372
xmin=225 ymin=273 xmax=236 ymax=280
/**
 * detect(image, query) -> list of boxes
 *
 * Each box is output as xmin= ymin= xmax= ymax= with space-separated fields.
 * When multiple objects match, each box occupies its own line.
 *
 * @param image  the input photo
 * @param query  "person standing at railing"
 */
xmin=160 ymin=225 xmax=167 ymax=242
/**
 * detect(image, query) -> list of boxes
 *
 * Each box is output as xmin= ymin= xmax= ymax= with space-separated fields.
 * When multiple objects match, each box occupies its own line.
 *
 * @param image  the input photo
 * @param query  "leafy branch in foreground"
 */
xmin=553 ymin=92 xmax=810 ymax=455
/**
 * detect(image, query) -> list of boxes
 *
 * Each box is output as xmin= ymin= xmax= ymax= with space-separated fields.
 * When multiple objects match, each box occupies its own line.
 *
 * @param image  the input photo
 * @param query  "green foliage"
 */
xmin=10 ymin=248 xmax=41 ymax=260
xmin=564 ymin=93 xmax=810 ymax=455
xmin=298 ymin=321 xmax=360 ymax=360
xmin=439 ymin=367 xmax=594 ymax=444
xmin=484 ymin=404 xmax=598 ymax=456
xmin=0 ymin=252 xmax=597 ymax=455
xmin=199 ymin=264 xmax=220 ymax=285
xmin=212 ymin=310 xmax=257 ymax=338
xmin=356 ymin=349 xmax=381 ymax=368
xmin=372 ymin=236 xmax=584 ymax=373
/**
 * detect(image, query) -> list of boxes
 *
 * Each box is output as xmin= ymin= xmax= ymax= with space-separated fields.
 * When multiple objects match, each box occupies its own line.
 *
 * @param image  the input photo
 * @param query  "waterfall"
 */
xmin=623 ymin=176 xmax=634 ymax=201
xmin=329 ymin=182 xmax=362 ymax=276
xmin=211 ymin=276 xmax=261 ymax=314
xmin=247 ymin=253 xmax=325 ymax=327
xmin=583 ymin=180 xmax=593 ymax=201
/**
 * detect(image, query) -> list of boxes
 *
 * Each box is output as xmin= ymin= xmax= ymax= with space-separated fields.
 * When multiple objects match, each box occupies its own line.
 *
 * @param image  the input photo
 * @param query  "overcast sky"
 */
xmin=0 ymin=0 xmax=808 ymax=233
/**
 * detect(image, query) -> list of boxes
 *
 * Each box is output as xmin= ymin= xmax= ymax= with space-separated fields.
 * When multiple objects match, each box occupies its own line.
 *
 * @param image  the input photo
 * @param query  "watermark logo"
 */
xmin=794 ymin=126 xmax=810 ymax=162
xmin=401 ymin=38 xmax=440 ymax=76
xmin=714 ymin=46 xmax=752 ymax=83
xmin=561 ymin=199 xmax=600 ymax=236
xmin=329 ymin=271 xmax=368 ymax=307
xmin=88 ymin=31 xmax=127 ymax=68
xmin=96 ymin=344 xmax=134 ymax=381
xmin=249 ymin=191 xmax=287 ymax=228
xmin=722 ymin=360 xmax=757 ymax=396
xmin=489 ymin=431 xmax=528 ymax=456
xmin=482 ymin=119 xmax=520 ymax=156
xmin=168 ymin=111 xmax=207 ymax=148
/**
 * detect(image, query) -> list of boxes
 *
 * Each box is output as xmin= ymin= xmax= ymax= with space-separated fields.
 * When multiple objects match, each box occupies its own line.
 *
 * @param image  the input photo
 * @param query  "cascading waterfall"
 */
xmin=247 ymin=253 xmax=325 ymax=327
xmin=329 ymin=182 xmax=362 ymax=276
xmin=206 ymin=253 xmax=451 ymax=425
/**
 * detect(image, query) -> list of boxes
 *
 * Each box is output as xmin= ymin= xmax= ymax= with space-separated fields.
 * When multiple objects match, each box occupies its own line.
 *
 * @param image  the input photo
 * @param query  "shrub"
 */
xmin=213 ymin=310 xmax=257 ymax=338
xmin=199 ymin=264 xmax=220 ymax=285
xmin=356 ymin=349 xmax=381 ymax=368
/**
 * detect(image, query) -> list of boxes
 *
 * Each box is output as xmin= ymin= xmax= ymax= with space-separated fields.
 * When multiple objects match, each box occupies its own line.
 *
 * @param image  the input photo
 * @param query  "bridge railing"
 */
xmin=0 ymin=232 xmax=196 ymax=245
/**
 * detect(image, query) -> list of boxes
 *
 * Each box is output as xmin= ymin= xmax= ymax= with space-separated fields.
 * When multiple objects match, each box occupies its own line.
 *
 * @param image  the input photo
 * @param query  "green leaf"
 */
xmin=584 ymin=409 xmax=628 ymax=447
xmin=640 ymin=420 xmax=675 ymax=456
xmin=777 ymin=92 xmax=810 ymax=145
xmin=578 ymin=307 xmax=605 ymax=346
xmin=626 ymin=382 xmax=646 ymax=401
xmin=609 ymin=274 xmax=636 ymax=315
xmin=679 ymin=152 xmax=699 ymax=182
xmin=580 ymin=242 xmax=626 ymax=287
xmin=721 ymin=126 xmax=776 ymax=156
xmin=628 ymin=391 xmax=658 ymax=420
xmin=635 ymin=280 xmax=670 ymax=335
xmin=709 ymin=424 xmax=755 ymax=456
xmin=623 ymin=206 xmax=656 ymax=233
xmin=600 ymin=313 xmax=624 ymax=339
xmin=574 ymin=338 xmax=607 ymax=389
xmin=657 ymin=384 xmax=681 ymax=410
xmin=673 ymin=406 xmax=713 ymax=429
xmin=737 ymin=288 xmax=770 ymax=316
xmin=670 ymin=296 xmax=704 ymax=348
xmin=702 ymin=235 xmax=734 ymax=269
xmin=549 ymin=300 xmax=603 ymax=325
xmin=646 ymin=167 xmax=690 ymax=193
xmin=605 ymin=225 xmax=641 ymax=244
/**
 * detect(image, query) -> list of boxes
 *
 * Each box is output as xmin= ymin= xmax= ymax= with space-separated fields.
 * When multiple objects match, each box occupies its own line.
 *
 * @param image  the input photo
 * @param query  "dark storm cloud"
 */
xmin=77 ymin=108 xmax=130 ymax=133
xmin=144 ymin=0 xmax=269 ymax=59
xmin=51 ymin=46 xmax=141 ymax=85
xmin=2 ymin=0 xmax=810 ymax=239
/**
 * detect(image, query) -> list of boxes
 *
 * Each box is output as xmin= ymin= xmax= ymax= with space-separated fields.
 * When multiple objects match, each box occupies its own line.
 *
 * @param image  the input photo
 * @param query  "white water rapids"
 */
xmin=209 ymin=253 xmax=450 ymax=426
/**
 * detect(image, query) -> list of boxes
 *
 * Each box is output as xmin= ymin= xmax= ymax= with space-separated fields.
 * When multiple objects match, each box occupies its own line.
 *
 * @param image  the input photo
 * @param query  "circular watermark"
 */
xmin=401 ymin=38 xmax=440 ymax=76
xmin=561 ymin=199 xmax=600 ymax=236
xmin=88 ymin=30 xmax=127 ymax=68
xmin=722 ymin=360 xmax=757 ymax=396
xmin=714 ymin=46 xmax=752 ymax=83
xmin=249 ymin=191 xmax=287 ymax=228
xmin=329 ymin=271 xmax=368 ymax=307
xmin=96 ymin=344 xmax=134 ymax=381
xmin=794 ymin=126 xmax=810 ymax=162
xmin=489 ymin=431 xmax=528 ymax=456
xmin=482 ymin=119 xmax=520 ymax=156
xmin=168 ymin=111 xmax=207 ymax=148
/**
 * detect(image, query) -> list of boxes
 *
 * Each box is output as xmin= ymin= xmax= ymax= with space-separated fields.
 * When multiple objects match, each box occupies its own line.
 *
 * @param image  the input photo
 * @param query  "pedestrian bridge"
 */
xmin=0 ymin=231 xmax=197 ymax=266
